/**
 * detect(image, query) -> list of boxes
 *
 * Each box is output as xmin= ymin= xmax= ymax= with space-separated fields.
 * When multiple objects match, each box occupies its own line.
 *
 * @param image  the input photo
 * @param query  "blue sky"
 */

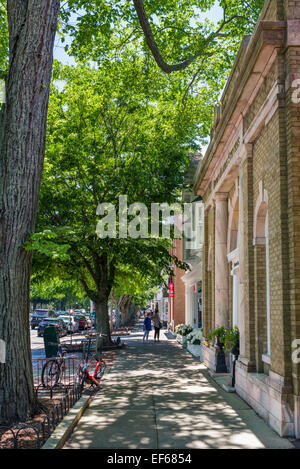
xmin=53 ymin=3 xmax=224 ymax=153
xmin=53 ymin=3 xmax=224 ymax=65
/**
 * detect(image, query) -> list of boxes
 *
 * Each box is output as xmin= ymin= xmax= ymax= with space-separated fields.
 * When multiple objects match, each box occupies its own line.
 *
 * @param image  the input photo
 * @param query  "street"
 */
xmin=30 ymin=329 xmax=44 ymax=351
xmin=30 ymin=328 xmax=87 ymax=358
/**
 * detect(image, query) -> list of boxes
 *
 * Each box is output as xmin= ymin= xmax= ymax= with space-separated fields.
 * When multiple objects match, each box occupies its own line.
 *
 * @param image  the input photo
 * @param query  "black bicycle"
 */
xmin=41 ymin=345 xmax=67 ymax=389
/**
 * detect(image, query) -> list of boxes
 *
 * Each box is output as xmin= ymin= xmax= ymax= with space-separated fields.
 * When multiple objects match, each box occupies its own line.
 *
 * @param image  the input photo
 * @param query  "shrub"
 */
xmin=187 ymin=328 xmax=203 ymax=345
xmin=207 ymin=326 xmax=239 ymax=352
xmin=175 ymin=324 xmax=193 ymax=336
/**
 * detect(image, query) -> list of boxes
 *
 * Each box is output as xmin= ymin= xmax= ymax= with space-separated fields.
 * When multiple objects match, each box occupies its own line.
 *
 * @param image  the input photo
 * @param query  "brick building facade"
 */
xmin=168 ymin=239 xmax=186 ymax=330
xmin=194 ymin=0 xmax=300 ymax=438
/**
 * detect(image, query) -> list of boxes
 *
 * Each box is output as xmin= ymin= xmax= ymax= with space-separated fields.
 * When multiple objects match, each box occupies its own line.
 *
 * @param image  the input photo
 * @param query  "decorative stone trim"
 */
xmin=235 ymin=362 xmax=295 ymax=437
xmin=253 ymin=237 xmax=266 ymax=246
xmin=262 ymin=353 xmax=271 ymax=365
xmin=287 ymin=20 xmax=300 ymax=47
xmin=194 ymin=21 xmax=285 ymax=197
xmin=243 ymin=82 xmax=281 ymax=144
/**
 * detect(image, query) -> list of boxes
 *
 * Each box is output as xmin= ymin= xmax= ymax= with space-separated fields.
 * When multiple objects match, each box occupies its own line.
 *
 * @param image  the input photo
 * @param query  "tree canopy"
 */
xmin=59 ymin=0 xmax=264 ymax=98
xmin=28 ymin=1 xmax=265 ymax=329
xmin=27 ymin=60 xmax=196 ymax=339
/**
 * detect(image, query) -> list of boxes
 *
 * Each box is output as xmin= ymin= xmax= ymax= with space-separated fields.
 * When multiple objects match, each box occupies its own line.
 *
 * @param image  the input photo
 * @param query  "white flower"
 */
xmin=187 ymin=328 xmax=203 ymax=345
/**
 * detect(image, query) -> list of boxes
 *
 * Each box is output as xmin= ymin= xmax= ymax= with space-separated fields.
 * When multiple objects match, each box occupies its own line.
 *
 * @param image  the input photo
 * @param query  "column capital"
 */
xmin=214 ymin=192 xmax=228 ymax=202
xmin=239 ymin=143 xmax=253 ymax=166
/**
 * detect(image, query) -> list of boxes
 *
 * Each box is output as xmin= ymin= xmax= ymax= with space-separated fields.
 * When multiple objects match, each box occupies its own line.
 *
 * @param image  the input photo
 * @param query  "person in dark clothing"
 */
xmin=152 ymin=311 xmax=162 ymax=342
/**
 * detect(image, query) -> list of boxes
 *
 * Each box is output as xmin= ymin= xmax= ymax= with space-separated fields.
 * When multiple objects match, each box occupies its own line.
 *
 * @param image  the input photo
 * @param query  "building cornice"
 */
xmin=193 ymin=20 xmax=286 ymax=197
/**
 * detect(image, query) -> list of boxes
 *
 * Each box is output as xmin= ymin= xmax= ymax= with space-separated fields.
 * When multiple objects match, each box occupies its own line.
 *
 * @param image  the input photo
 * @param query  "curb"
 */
xmin=42 ymin=393 xmax=93 ymax=449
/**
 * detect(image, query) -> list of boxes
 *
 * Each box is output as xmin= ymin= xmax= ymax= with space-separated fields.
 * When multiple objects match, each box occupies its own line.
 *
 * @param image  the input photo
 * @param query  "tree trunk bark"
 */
xmin=94 ymin=298 xmax=113 ymax=350
xmin=0 ymin=0 xmax=60 ymax=424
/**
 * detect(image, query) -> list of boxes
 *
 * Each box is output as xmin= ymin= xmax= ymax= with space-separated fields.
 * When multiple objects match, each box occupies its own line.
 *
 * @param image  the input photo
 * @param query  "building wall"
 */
xmin=194 ymin=0 xmax=300 ymax=437
xmin=169 ymin=239 xmax=186 ymax=328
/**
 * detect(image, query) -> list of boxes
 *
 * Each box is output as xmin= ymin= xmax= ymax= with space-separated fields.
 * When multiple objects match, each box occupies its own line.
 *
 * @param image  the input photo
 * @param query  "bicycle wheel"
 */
xmin=41 ymin=360 xmax=60 ymax=389
xmin=95 ymin=359 xmax=106 ymax=380
xmin=74 ymin=365 xmax=85 ymax=393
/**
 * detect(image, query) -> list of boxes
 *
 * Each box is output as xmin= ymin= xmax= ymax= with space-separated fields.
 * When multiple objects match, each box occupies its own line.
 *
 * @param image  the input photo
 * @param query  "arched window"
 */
xmin=228 ymin=196 xmax=240 ymax=329
xmin=265 ymin=212 xmax=270 ymax=357
xmin=253 ymin=181 xmax=270 ymax=367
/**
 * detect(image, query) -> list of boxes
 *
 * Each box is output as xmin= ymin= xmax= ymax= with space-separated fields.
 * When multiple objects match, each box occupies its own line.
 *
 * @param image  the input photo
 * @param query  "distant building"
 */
xmin=168 ymin=153 xmax=203 ymax=331
xmin=168 ymin=239 xmax=186 ymax=331
xmin=181 ymin=153 xmax=203 ymax=329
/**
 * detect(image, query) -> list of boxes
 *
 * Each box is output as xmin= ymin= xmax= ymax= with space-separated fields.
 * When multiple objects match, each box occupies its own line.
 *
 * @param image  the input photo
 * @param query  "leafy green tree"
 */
xmin=30 ymin=276 xmax=89 ymax=311
xmin=61 ymin=0 xmax=264 ymax=97
xmin=0 ymin=0 xmax=265 ymax=425
xmin=111 ymin=264 xmax=168 ymax=323
xmin=28 ymin=61 xmax=191 ymax=346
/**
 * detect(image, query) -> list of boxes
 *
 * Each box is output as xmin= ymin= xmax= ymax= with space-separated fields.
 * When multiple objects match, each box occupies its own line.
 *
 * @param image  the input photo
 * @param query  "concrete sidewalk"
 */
xmin=64 ymin=321 xmax=294 ymax=449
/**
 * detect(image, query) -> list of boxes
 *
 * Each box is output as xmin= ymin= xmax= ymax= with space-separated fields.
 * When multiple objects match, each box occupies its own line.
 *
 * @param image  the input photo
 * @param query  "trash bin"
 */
xmin=43 ymin=326 xmax=60 ymax=358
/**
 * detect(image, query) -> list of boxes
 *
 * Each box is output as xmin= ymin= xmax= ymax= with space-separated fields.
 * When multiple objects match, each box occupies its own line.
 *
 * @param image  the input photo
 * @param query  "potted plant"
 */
xmin=207 ymin=326 xmax=226 ymax=347
xmin=223 ymin=327 xmax=240 ymax=386
xmin=223 ymin=327 xmax=240 ymax=357
xmin=207 ymin=325 xmax=227 ymax=373
xmin=186 ymin=328 xmax=203 ymax=357
xmin=175 ymin=324 xmax=193 ymax=347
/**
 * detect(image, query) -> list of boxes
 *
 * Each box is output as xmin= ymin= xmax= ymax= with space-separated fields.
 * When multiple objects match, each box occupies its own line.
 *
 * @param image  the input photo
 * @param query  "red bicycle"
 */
xmin=75 ymin=337 xmax=106 ymax=391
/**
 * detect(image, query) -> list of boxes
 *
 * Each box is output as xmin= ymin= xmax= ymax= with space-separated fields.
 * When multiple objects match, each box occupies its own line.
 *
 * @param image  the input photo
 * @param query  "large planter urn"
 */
xmin=215 ymin=336 xmax=228 ymax=373
xmin=231 ymin=341 xmax=240 ymax=358
xmin=231 ymin=340 xmax=240 ymax=387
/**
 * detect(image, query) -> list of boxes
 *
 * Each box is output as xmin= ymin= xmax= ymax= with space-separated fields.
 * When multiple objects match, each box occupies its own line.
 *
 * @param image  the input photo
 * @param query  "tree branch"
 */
xmin=79 ymin=277 xmax=97 ymax=302
xmin=133 ymin=0 xmax=248 ymax=74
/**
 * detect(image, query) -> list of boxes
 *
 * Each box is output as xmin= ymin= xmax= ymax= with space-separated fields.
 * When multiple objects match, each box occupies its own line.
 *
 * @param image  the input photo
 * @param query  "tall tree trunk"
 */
xmin=94 ymin=298 xmax=113 ymax=350
xmin=0 ymin=0 xmax=60 ymax=424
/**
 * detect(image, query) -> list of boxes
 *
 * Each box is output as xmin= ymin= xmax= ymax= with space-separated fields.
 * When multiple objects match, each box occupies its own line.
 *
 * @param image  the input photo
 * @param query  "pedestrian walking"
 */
xmin=143 ymin=313 xmax=152 ymax=342
xmin=152 ymin=311 xmax=162 ymax=342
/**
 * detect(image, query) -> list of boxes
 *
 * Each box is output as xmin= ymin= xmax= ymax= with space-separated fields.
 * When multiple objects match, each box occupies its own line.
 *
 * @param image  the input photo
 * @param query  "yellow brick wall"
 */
xmin=285 ymin=45 xmax=300 ymax=395
xmin=200 ymin=1 xmax=300 ymax=398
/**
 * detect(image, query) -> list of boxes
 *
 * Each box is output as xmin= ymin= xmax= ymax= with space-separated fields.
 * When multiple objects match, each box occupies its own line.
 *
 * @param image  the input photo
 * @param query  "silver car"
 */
xmin=59 ymin=315 xmax=79 ymax=334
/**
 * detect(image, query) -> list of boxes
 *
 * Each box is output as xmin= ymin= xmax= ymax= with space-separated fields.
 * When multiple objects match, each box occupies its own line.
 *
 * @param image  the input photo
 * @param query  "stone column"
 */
xmin=238 ymin=145 xmax=256 ymax=369
xmin=214 ymin=193 xmax=229 ymax=328
xmin=185 ymin=285 xmax=191 ymax=326
xmin=238 ymin=165 xmax=246 ymax=358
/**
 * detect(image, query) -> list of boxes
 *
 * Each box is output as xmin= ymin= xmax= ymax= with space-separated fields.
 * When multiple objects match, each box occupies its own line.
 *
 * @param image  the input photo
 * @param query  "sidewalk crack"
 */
xmin=151 ymin=393 xmax=159 ymax=449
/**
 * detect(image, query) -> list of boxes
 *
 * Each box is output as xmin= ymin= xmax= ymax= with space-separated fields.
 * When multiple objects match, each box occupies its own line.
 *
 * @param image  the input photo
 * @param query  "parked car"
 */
xmin=90 ymin=312 xmax=96 ymax=327
xmin=56 ymin=311 xmax=67 ymax=317
xmin=59 ymin=315 xmax=79 ymax=334
xmin=31 ymin=309 xmax=49 ymax=330
xmin=74 ymin=315 xmax=88 ymax=330
xmin=82 ymin=314 xmax=92 ymax=329
xmin=73 ymin=310 xmax=83 ymax=316
xmin=37 ymin=318 xmax=68 ymax=338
